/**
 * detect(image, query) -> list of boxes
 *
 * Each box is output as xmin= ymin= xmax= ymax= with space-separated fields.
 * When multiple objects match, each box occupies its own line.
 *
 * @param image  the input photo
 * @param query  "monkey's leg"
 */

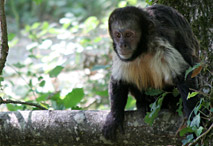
xmin=102 ymin=77 xmax=129 ymax=140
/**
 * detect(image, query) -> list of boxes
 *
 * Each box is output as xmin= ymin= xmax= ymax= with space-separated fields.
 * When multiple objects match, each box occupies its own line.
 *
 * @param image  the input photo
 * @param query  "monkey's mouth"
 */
xmin=118 ymin=49 xmax=133 ymax=59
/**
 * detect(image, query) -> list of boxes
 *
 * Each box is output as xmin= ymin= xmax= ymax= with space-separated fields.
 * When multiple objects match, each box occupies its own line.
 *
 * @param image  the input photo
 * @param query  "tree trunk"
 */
xmin=0 ymin=0 xmax=9 ymax=75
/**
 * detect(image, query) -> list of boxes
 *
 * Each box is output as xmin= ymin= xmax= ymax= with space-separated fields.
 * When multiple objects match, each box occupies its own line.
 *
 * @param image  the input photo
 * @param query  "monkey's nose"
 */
xmin=120 ymin=43 xmax=128 ymax=49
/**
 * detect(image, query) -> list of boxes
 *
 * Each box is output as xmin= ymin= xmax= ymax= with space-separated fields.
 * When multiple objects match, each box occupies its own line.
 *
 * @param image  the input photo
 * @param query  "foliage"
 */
xmin=144 ymin=92 xmax=167 ymax=126
xmin=185 ymin=63 xmax=202 ymax=80
xmin=180 ymin=97 xmax=212 ymax=146
xmin=3 ymin=0 xmax=114 ymax=111
xmin=2 ymin=0 xmax=152 ymax=111
xmin=156 ymin=0 xmax=213 ymax=145
xmin=33 ymin=0 xmax=43 ymax=5
xmin=48 ymin=66 xmax=64 ymax=78
xmin=143 ymin=63 xmax=212 ymax=145
xmin=63 ymin=88 xmax=84 ymax=109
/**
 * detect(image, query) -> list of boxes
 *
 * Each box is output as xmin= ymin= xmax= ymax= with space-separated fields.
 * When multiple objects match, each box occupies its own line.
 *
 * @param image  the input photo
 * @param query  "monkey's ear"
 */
xmin=147 ymin=19 xmax=155 ymax=33
xmin=148 ymin=19 xmax=155 ymax=30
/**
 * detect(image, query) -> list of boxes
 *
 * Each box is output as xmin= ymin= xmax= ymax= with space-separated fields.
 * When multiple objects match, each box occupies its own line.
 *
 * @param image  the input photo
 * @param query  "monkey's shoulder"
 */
xmin=146 ymin=4 xmax=190 ymax=30
xmin=146 ymin=4 xmax=182 ymax=18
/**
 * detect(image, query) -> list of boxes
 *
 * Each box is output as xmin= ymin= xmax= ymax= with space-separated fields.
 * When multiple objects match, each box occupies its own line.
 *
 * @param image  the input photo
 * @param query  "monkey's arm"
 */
xmin=102 ymin=77 xmax=129 ymax=140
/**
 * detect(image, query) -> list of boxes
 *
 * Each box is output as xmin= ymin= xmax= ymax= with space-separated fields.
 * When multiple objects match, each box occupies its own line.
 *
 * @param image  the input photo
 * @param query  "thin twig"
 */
xmin=0 ymin=97 xmax=47 ymax=110
xmin=188 ymin=123 xmax=213 ymax=146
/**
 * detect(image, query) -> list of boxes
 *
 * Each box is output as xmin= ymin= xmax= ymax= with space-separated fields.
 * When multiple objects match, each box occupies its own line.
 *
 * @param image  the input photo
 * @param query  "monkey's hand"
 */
xmin=102 ymin=112 xmax=124 ymax=140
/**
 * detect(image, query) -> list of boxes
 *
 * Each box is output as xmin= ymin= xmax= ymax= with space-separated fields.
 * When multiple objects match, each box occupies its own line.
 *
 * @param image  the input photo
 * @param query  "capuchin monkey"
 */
xmin=102 ymin=4 xmax=200 ymax=140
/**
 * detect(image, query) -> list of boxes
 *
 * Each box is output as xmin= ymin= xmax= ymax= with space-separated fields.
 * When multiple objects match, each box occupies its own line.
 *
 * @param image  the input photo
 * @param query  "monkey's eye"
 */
xmin=114 ymin=32 xmax=121 ymax=38
xmin=125 ymin=32 xmax=133 ymax=38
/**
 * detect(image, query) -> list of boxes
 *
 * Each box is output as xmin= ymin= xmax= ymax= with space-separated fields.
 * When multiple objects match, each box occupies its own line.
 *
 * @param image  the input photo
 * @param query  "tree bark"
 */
xmin=0 ymin=110 xmax=190 ymax=146
xmin=0 ymin=0 xmax=9 ymax=75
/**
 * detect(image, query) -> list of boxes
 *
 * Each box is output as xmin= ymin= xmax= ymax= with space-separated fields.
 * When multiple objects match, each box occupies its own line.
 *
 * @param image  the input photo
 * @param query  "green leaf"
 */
xmin=32 ymin=22 xmax=40 ymax=29
xmin=63 ymin=22 xmax=71 ymax=29
xmin=145 ymin=88 xmax=163 ymax=96
xmin=71 ymin=106 xmax=82 ymax=110
xmin=28 ymin=54 xmax=37 ymax=59
xmin=6 ymin=104 xmax=17 ymax=111
xmin=36 ymin=93 xmax=49 ymax=102
xmin=125 ymin=96 xmax=136 ymax=109
xmin=38 ymin=30 xmax=48 ymax=37
xmin=38 ymin=76 xmax=43 ymax=81
xmin=127 ymin=0 xmax=137 ymax=5
xmin=51 ymin=92 xmax=61 ymax=102
xmin=179 ymin=127 xmax=194 ymax=136
xmin=13 ymin=62 xmax=25 ymax=68
xmin=195 ymin=126 xmax=203 ymax=137
xmin=33 ymin=0 xmax=43 ymax=5
xmin=6 ymin=104 xmax=22 ymax=111
xmin=182 ymin=134 xmax=194 ymax=145
xmin=172 ymin=88 xmax=179 ymax=97
xmin=161 ymin=92 xmax=169 ymax=98
xmin=29 ymin=79 xmax=33 ymax=88
xmin=192 ymin=98 xmax=203 ymax=115
xmin=63 ymin=88 xmax=84 ymax=108
xmin=0 ymin=77 xmax=4 ymax=82
xmin=185 ymin=63 xmax=201 ymax=79
xmin=118 ymin=1 xmax=127 ymax=7
xmin=80 ymin=38 xmax=91 ymax=46
xmin=210 ymin=108 xmax=213 ymax=112
xmin=39 ymin=80 xmax=45 ymax=87
xmin=144 ymin=96 xmax=164 ymax=126
xmin=83 ymin=16 xmax=99 ymax=33
xmin=48 ymin=66 xmax=64 ymax=78
xmin=176 ymin=98 xmax=183 ymax=116
xmin=96 ymin=90 xmax=108 ymax=97
xmin=42 ymin=21 xmax=49 ymax=30
xmin=93 ymin=37 xmax=102 ymax=43
xmin=187 ymin=92 xmax=199 ymax=99
xmin=8 ymin=33 xmax=16 ymax=41
xmin=50 ymin=92 xmax=65 ymax=110
xmin=146 ymin=0 xmax=153 ymax=5
xmin=25 ymin=25 xmax=31 ymax=32
xmin=49 ymin=28 xmax=58 ymax=34
xmin=190 ymin=113 xmax=200 ymax=128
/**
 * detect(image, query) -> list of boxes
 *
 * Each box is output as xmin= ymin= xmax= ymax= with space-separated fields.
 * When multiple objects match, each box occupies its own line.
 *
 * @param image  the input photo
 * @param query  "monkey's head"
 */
xmin=109 ymin=6 xmax=154 ymax=61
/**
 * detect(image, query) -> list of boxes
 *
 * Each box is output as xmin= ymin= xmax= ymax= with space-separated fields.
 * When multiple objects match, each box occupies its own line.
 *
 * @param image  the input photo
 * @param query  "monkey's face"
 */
xmin=111 ymin=21 xmax=141 ymax=60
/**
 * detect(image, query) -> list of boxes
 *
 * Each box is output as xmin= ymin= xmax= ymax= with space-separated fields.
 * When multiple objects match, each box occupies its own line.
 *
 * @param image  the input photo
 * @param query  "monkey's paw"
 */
xmin=102 ymin=113 xmax=124 ymax=140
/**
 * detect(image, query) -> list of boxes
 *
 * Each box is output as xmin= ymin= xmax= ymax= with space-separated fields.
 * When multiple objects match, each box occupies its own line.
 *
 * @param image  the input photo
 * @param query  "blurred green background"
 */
xmin=2 ymin=0 xmax=150 ymax=111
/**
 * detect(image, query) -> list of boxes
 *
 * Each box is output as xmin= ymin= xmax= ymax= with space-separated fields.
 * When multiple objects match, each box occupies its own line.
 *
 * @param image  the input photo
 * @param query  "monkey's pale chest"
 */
xmin=112 ymin=54 xmax=169 ymax=89
xmin=111 ymin=39 xmax=188 ymax=90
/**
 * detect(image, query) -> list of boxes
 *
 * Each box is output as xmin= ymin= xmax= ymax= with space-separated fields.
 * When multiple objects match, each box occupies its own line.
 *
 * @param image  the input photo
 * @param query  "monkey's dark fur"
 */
xmin=103 ymin=4 xmax=200 ymax=140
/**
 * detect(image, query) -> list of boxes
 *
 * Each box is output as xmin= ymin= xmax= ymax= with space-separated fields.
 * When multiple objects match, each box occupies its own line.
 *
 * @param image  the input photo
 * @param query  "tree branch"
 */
xmin=0 ymin=97 xmax=47 ymax=110
xmin=0 ymin=110 xmax=212 ymax=145
xmin=0 ymin=110 xmax=192 ymax=145
xmin=0 ymin=0 xmax=9 ymax=75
